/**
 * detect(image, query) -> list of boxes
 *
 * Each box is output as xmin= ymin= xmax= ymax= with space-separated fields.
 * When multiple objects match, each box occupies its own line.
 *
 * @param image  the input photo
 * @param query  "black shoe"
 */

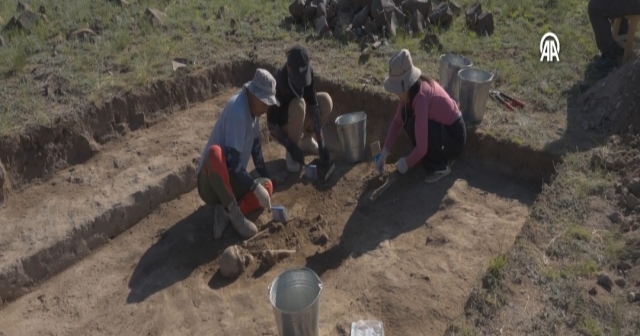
xmin=593 ymin=54 xmax=619 ymax=71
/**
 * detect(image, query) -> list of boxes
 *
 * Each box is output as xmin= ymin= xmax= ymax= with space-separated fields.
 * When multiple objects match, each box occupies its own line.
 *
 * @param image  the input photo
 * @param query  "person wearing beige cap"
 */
xmin=196 ymin=68 xmax=279 ymax=240
xmin=376 ymin=49 xmax=467 ymax=183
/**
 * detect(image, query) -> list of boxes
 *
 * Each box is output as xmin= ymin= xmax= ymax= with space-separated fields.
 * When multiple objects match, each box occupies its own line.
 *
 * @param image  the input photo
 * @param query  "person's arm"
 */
xmin=382 ymin=102 xmax=404 ymax=151
xmin=250 ymin=127 xmax=270 ymax=179
xmin=266 ymin=118 xmax=306 ymax=166
xmin=404 ymin=94 xmax=430 ymax=167
xmin=224 ymin=114 xmax=258 ymax=191
xmin=266 ymin=105 xmax=293 ymax=148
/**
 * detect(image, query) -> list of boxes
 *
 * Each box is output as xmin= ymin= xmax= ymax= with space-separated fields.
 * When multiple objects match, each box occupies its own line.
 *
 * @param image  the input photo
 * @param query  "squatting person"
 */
xmin=376 ymin=49 xmax=467 ymax=183
xmin=196 ymin=69 xmax=278 ymax=240
xmin=266 ymin=43 xmax=334 ymax=172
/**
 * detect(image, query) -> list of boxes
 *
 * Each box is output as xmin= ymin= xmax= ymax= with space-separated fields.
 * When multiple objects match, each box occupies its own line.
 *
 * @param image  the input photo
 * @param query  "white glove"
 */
xmin=375 ymin=147 xmax=389 ymax=173
xmin=253 ymin=183 xmax=271 ymax=210
xmin=395 ymin=157 xmax=408 ymax=174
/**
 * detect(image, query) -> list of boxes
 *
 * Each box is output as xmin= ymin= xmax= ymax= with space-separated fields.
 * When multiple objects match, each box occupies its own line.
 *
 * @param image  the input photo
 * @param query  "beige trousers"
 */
xmin=282 ymin=92 xmax=333 ymax=143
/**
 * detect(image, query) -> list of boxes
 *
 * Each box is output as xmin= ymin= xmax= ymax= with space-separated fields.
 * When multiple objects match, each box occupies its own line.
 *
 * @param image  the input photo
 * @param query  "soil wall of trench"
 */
xmin=0 ymin=59 xmax=565 ymax=305
xmin=0 ymin=59 xmax=560 ymax=205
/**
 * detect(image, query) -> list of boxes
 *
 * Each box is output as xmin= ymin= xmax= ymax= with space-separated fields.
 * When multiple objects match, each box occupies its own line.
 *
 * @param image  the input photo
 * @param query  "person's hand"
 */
xmin=253 ymin=183 xmax=271 ymax=210
xmin=395 ymin=157 xmax=408 ymax=174
xmin=375 ymin=147 xmax=389 ymax=173
xmin=287 ymin=143 xmax=305 ymax=166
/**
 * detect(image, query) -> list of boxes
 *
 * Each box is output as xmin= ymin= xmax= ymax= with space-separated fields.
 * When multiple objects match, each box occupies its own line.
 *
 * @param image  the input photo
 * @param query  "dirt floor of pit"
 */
xmin=0 ymin=88 xmax=538 ymax=335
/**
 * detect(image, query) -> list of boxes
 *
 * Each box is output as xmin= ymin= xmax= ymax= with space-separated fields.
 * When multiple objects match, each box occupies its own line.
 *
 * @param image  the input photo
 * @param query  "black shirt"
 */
xmin=267 ymin=63 xmax=319 ymax=127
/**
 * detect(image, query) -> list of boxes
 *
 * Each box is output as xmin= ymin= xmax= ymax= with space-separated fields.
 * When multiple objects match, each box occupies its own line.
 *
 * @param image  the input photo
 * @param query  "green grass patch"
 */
xmin=0 ymin=0 xmax=605 ymax=136
xmin=488 ymin=254 xmax=507 ymax=278
xmin=579 ymin=316 xmax=603 ymax=336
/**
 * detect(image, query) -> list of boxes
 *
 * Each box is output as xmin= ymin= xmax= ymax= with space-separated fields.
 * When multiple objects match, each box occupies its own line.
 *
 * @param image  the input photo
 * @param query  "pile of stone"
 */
xmin=464 ymin=2 xmax=494 ymax=36
xmin=3 ymin=2 xmax=47 ymax=33
xmin=287 ymin=0 xmax=494 ymax=50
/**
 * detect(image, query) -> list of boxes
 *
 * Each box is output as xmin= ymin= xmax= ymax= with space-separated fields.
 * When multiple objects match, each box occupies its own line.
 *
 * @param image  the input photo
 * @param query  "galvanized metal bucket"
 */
xmin=456 ymin=68 xmax=494 ymax=128
xmin=269 ymin=267 xmax=323 ymax=336
xmin=439 ymin=54 xmax=473 ymax=102
xmin=335 ymin=111 xmax=367 ymax=163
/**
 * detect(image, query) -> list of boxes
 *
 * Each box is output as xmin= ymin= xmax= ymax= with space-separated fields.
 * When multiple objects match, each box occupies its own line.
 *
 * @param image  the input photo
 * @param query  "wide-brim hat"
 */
xmin=244 ymin=68 xmax=280 ymax=106
xmin=383 ymin=49 xmax=422 ymax=94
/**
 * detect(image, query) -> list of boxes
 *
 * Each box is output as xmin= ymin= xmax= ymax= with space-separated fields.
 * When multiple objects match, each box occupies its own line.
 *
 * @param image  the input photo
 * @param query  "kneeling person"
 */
xmin=267 ymin=44 xmax=334 ymax=172
xmin=196 ymin=69 xmax=279 ymax=240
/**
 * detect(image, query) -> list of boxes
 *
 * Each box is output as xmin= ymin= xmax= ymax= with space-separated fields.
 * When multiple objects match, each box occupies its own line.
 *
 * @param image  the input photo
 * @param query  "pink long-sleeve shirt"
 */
xmin=383 ymin=80 xmax=461 ymax=168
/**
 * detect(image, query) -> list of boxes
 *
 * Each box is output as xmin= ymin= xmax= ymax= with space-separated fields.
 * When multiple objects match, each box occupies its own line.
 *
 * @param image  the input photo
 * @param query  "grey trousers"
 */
xmin=588 ymin=0 xmax=640 ymax=58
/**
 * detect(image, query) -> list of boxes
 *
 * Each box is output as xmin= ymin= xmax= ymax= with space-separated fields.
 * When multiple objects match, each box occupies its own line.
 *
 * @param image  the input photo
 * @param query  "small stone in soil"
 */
xmin=313 ymin=233 xmax=328 ymax=246
xmin=615 ymin=278 xmax=626 ymax=288
xmin=609 ymin=211 xmax=623 ymax=224
xmin=588 ymin=287 xmax=598 ymax=295
xmin=627 ymin=194 xmax=639 ymax=209
xmin=268 ymin=222 xmax=283 ymax=233
xmin=617 ymin=262 xmax=632 ymax=271
xmin=628 ymin=292 xmax=636 ymax=303
xmin=597 ymin=274 xmax=613 ymax=290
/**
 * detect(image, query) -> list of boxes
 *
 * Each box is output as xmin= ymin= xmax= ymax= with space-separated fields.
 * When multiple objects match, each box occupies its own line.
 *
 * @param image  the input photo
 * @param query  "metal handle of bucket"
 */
xmin=266 ymin=267 xmax=324 ymax=297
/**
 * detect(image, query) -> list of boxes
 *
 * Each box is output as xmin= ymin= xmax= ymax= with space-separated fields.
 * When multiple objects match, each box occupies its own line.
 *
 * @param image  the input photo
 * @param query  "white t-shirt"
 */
xmin=197 ymin=89 xmax=259 ymax=175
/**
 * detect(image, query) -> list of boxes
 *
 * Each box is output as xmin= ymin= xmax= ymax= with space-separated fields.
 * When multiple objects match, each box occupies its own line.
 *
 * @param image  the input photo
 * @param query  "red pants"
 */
xmin=202 ymin=145 xmax=273 ymax=215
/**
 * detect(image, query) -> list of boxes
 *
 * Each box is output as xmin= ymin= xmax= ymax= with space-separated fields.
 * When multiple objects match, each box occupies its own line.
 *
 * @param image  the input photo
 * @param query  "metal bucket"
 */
xmin=269 ymin=267 xmax=323 ymax=336
xmin=439 ymin=54 xmax=473 ymax=102
xmin=335 ymin=111 xmax=367 ymax=163
xmin=456 ymin=68 xmax=494 ymax=128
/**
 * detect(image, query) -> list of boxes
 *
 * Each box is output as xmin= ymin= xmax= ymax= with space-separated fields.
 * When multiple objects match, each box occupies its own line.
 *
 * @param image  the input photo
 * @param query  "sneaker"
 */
xmin=227 ymin=201 xmax=258 ymax=239
xmin=212 ymin=203 xmax=230 ymax=240
xmin=286 ymin=151 xmax=300 ymax=173
xmin=299 ymin=136 xmax=319 ymax=155
xmin=424 ymin=163 xmax=452 ymax=184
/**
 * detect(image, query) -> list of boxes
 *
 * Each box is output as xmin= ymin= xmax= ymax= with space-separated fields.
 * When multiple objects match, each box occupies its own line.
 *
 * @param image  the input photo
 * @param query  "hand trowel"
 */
xmin=370 ymin=141 xmax=383 ymax=175
xmin=306 ymin=158 xmax=336 ymax=183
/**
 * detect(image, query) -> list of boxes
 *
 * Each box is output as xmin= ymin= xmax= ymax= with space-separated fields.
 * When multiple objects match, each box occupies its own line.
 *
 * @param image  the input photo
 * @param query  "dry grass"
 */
xmin=0 ymin=0 xmax=601 ymax=143
xmin=455 ymin=147 xmax=640 ymax=335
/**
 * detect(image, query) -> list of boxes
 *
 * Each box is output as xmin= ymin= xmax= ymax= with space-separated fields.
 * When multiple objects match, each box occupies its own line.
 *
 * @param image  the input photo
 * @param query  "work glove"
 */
xmin=375 ymin=147 xmax=389 ymax=173
xmin=253 ymin=183 xmax=272 ymax=210
xmin=287 ymin=143 xmax=306 ymax=166
xmin=395 ymin=157 xmax=408 ymax=174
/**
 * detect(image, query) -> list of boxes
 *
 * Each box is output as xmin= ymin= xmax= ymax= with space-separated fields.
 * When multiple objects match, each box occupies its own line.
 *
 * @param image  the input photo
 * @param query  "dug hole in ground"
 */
xmin=0 ymin=61 xmax=552 ymax=335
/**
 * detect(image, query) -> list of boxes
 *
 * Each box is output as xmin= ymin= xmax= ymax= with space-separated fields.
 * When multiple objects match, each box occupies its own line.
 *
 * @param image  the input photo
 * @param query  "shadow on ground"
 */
xmin=126 ymin=205 xmax=248 ymax=303
xmin=543 ymin=56 xmax=626 ymax=156
xmin=304 ymin=160 xmax=536 ymax=277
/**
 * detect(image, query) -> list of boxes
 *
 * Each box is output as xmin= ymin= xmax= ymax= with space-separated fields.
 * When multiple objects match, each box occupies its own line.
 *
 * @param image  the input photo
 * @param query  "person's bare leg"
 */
xmin=283 ymin=98 xmax=306 ymax=144
xmin=300 ymin=92 xmax=334 ymax=154
xmin=281 ymin=98 xmax=306 ymax=171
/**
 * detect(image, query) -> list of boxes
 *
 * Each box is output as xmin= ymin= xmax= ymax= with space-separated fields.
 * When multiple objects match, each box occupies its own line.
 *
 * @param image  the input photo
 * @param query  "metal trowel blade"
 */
xmin=324 ymin=161 xmax=336 ymax=182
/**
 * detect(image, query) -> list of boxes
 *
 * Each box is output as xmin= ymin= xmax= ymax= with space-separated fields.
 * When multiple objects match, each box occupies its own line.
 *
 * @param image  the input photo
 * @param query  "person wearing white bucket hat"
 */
xmin=376 ymin=49 xmax=467 ymax=183
xmin=196 ymin=68 xmax=279 ymax=240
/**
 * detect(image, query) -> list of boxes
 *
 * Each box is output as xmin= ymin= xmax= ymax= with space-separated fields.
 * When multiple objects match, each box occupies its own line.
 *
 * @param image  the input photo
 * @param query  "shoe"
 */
xmin=227 ymin=201 xmax=258 ymax=239
xmin=299 ymin=136 xmax=319 ymax=155
xmin=593 ymin=55 xmax=618 ymax=71
xmin=286 ymin=151 xmax=300 ymax=173
xmin=424 ymin=163 xmax=452 ymax=184
xmin=212 ymin=203 xmax=230 ymax=240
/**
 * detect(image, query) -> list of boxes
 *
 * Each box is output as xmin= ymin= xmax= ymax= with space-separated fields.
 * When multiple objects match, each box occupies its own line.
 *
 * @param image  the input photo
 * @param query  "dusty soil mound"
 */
xmin=577 ymin=57 xmax=640 ymax=133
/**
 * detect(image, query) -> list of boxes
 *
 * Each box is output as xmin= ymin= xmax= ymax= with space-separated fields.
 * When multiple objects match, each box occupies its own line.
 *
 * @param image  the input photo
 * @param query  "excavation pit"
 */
xmin=0 ymin=61 xmax=556 ymax=335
